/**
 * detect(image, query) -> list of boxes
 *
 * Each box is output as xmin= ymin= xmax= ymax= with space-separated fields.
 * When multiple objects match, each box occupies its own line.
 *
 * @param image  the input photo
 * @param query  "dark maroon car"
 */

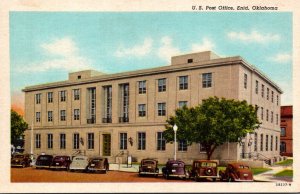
xmin=162 ymin=160 xmax=188 ymax=179
xmin=219 ymin=162 xmax=254 ymax=182
xmin=35 ymin=154 xmax=53 ymax=169
xmin=189 ymin=160 xmax=219 ymax=181
xmin=50 ymin=155 xmax=72 ymax=170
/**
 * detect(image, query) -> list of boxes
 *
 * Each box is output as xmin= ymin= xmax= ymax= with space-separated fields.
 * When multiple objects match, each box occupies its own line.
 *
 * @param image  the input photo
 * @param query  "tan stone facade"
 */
xmin=23 ymin=51 xmax=282 ymax=164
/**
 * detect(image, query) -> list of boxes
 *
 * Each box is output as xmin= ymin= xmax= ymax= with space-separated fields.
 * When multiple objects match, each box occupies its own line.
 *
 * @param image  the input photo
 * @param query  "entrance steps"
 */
xmin=109 ymin=163 xmax=139 ymax=172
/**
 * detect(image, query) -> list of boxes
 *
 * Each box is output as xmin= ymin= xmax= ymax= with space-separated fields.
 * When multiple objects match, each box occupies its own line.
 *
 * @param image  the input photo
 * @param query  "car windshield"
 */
xmin=14 ymin=155 xmax=24 ymax=159
xmin=201 ymin=162 xmax=217 ymax=167
xmin=143 ymin=160 xmax=155 ymax=165
xmin=54 ymin=156 xmax=66 ymax=160
xmin=172 ymin=162 xmax=184 ymax=167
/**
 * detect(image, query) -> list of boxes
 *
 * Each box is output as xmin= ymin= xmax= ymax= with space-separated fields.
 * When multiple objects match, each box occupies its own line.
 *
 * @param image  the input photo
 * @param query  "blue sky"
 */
xmin=10 ymin=12 xmax=292 ymax=107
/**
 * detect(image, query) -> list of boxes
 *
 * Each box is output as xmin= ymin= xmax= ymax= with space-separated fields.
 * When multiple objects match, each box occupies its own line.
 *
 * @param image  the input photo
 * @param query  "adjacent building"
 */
xmin=23 ymin=51 xmax=282 ymax=164
xmin=280 ymin=106 xmax=293 ymax=156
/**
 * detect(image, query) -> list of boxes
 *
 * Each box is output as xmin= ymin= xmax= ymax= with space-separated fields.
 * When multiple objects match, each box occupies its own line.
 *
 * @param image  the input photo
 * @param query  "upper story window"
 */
xmin=255 ymin=80 xmax=259 ymax=94
xmin=267 ymin=88 xmax=269 ymax=100
xmin=261 ymin=107 xmax=264 ymax=120
xmin=60 ymin=90 xmax=66 ymax=102
xmin=179 ymin=76 xmax=188 ymax=90
xmin=277 ymin=95 xmax=279 ymax=106
xmin=138 ymin=80 xmax=147 ymax=94
xmin=47 ymin=92 xmax=53 ymax=103
xmin=138 ymin=104 xmax=146 ymax=117
xmin=35 ymin=93 xmax=41 ymax=104
xmin=48 ymin=111 xmax=53 ymax=122
xmin=187 ymin=58 xmax=193 ymax=63
xmin=276 ymin=114 xmax=279 ymax=125
xmin=158 ymin=102 xmax=166 ymax=116
xmin=158 ymin=78 xmax=166 ymax=92
xmin=271 ymin=91 xmax=274 ymax=103
xmin=178 ymin=101 xmax=187 ymax=108
xmin=73 ymin=89 xmax=80 ymax=100
xmin=261 ymin=84 xmax=265 ymax=98
xmin=280 ymin=127 xmax=286 ymax=136
xmin=36 ymin=112 xmax=41 ymax=122
xmin=266 ymin=109 xmax=269 ymax=121
xmin=271 ymin=111 xmax=273 ymax=123
xmin=202 ymin=73 xmax=212 ymax=88
xmin=74 ymin=109 xmax=80 ymax=120
xmin=244 ymin=73 xmax=247 ymax=89
xmin=60 ymin=110 xmax=66 ymax=121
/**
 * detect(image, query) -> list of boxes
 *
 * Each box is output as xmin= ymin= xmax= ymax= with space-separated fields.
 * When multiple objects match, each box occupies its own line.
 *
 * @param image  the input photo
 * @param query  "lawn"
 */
xmin=275 ymin=159 xmax=293 ymax=166
xmin=274 ymin=169 xmax=293 ymax=177
xmin=251 ymin=168 xmax=272 ymax=175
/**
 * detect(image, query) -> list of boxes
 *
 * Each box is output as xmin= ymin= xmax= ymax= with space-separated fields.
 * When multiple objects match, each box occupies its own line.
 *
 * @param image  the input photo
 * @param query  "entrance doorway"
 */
xmin=102 ymin=134 xmax=111 ymax=156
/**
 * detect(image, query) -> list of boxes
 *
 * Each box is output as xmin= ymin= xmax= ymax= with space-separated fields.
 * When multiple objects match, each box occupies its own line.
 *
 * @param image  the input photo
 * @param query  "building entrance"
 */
xmin=102 ymin=134 xmax=111 ymax=156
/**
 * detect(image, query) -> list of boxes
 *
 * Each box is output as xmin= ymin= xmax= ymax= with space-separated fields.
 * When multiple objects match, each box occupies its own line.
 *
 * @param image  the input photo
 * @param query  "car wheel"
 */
xmin=22 ymin=163 xmax=25 ymax=168
xmin=228 ymin=177 xmax=234 ymax=182
xmin=166 ymin=173 xmax=170 ymax=180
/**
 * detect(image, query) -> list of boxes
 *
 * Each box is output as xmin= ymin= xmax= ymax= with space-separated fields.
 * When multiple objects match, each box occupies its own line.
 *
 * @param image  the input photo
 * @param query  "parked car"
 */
xmin=35 ymin=154 xmax=54 ymax=169
xmin=189 ymin=160 xmax=219 ymax=181
xmin=50 ymin=155 xmax=72 ymax=170
xmin=87 ymin=157 xmax=109 ymax=173
xmin=11 ymin=153 xmax=31 ymax=168
xmin=162 ymin=159 xmax=188 ymax=179
xmin=138 ymin=158 xmax=159 ymax=177
xmin=219 ymin=162 xmax=254 ymax=182
xmin=69 ymin=155 xmax=89 ymax=172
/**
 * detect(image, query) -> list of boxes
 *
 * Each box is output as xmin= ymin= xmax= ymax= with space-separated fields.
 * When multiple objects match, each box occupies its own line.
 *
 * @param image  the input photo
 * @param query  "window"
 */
xmin=77 ymin=75 xmax=81 ymax=79
xmin=244 ymin=73 xmax=247 ymax=89
xmin=280 ymin=142 xmax=286 ymax=153
xmin=280 ymin=127 xmax=286 ymax=136
xmin=270 ymin=135 xmax=273 ymax=151
xmin=138 ymin=104 xmax=146 ymax=117
xmin=138 ymin=132 xmax=146 ymax=150
xmin=47 ymin=92 xmax=53 ymax=103
xmin=276 ymin=114 xmax=279 ymax=125
xmin=119 ymin=133 xmax=127 ymax=150
xmin=260 ymin=134 xmax=263 ymax=151
xmin=277 ymin=95 xmax=279 ymax=106
xmin=178 ymin=101 xmax=187 ymax=108
xmin=271 ymin=111 xmax=273 ymax=123
xmin=119 ymin=84 xmax=129 ymax=123
xmin=35 ymin=93 xmax=41 ymax=104
xmin=261 ymin=107 xmax=264 ymax=120
xmin=36 ymin=112 xmax=41 ymax=122
xmin=187 ymin=58 xmax=193 ymax=63
xmin=276 ymin=136 xmax=278 ymax=151
xmin=103 ymin=86 xmax=112 ymax=123
xmin=254 ymin=133 xmax=258 ymax=151
xmin=202 ymin=73 xmax=212 ymax=88
xmin=267 ymin=88 xmax=269 ymax=100
xmin=199 ymin=143 xmax=206 ymax=152
xmin=271 ymin=91 xmax=274 ymax=102
xmin=73 ymin=133 xmax=79 ymax=149
xmin=60 ymin=134 xmax=66 ymax=149
xmin=255 ymin=80 xmax=259 ymax=94
xmin=60 ymin=110 xmax=66 ymax=121
xmin=261 ymin=84 xmax=264 ymax=98
xmin=138 ymin=81 xmax=147 ymax=94
xmin=73 ymin=89 xmax=80 ymax=100
xmin=87 ymin=133 xmax=94 ymax=149
xmin=35 ymin=134 xmax=41 ymax=149
xmin=266 ymin=135 xmax=269 ymax=151
xmin=157 ymin=132 xmax=166 ymax=151
xmin=158 ymin=103 xmax=166 ymax=116
xmin=266 ymin=109 xmax=269 ymax=122
xmin=47 ymin=134 xmax=53 ymax=149
xmin=87 ymin=88 xmax=96 ymax=124
xmin=178 ymin=140 xmax=187 ymax=151
xmin=48 ymin=111 xmax=53 ymax=122
xmin=60 ymin=90 xmax=66 ymax=102
xmin=158 ymin=78 xmax=166 ymax=92
xmin=74 ymin=109 xmax=80 ymax=120
xmin=179 ymin=76 xmax=188 ymax=90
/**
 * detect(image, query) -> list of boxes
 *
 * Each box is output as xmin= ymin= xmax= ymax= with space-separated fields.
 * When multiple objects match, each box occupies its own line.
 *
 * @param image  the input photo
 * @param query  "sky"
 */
xmin=10 ymin=12 xmax=293 ymax=112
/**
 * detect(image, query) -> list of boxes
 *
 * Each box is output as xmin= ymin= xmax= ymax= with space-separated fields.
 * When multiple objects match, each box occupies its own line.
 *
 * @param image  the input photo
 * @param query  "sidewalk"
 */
xmin=109 ymin=163 xmax=140 ymax=173
xmin=254 ymin=165 xmax=293 ymax=182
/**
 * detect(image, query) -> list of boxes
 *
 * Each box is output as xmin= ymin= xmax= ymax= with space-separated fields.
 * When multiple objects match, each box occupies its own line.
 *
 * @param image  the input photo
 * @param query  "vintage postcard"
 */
xmin=0 ymin=0 xmax=299 ymax=193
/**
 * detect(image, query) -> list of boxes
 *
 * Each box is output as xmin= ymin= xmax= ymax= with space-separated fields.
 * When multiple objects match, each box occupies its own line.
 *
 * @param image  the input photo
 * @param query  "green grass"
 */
xmin=275 ymin=159 xmax=293 ymax=166
xmin=251 ymin=168 xmax=272 ymax=175
xmin=274 ymin=169 xmax=293 ymax=177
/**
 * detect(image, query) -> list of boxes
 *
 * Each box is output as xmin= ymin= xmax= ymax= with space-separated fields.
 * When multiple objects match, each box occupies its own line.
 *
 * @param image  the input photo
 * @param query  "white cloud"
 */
xmin=276 ymin=80 xmax=293 ymax=106
xmin=269 ymin=53 xmax=292 ymax=64
xmin=157 ymin=36 xmax=181 ymax=61
xmin=115 ymin=38 xmax=153 ymax=57
xmin=19 ymin=37 xmax=92 ymax=72
xmin=227 ymin=30 xmax=280 ymax=43
xmin=191 ymin=38 xmax=215 ymax=52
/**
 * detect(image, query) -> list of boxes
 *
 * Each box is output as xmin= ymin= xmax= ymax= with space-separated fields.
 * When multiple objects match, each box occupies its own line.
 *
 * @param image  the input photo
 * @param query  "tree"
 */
xmin=163 ymin=97 xmax=260 ymax=160
xmin=11 ymin=109 xmax=28 ymax=147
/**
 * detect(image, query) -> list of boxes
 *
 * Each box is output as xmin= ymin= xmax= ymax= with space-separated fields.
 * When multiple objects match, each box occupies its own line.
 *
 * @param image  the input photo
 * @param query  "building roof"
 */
xmin=281 ymin=106 xmax=293 ymax=117
xmin=22 ymin=51 xmax=283 ymax=93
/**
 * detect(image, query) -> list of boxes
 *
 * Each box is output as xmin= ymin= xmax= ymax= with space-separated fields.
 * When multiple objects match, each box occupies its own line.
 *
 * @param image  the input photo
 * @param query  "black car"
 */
xmin=138 ymin=158 xmax=159 ymax=177
xmin=50 ymin=155 xmax=72 ymax=170
xmin=35 ymin=154 xmax=53 ymax=169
